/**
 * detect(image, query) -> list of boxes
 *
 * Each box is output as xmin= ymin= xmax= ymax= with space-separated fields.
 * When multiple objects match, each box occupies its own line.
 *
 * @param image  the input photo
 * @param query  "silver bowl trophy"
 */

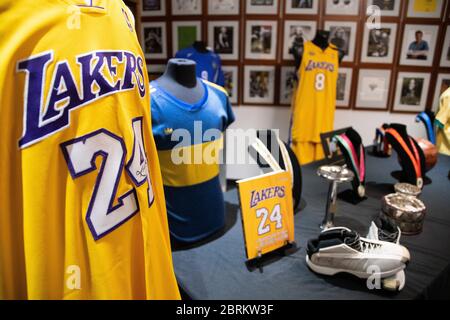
xmin=382 ymin=183 xmax=426 ymax=235
xmin=317 ymin=165 xmax=354 ymax=229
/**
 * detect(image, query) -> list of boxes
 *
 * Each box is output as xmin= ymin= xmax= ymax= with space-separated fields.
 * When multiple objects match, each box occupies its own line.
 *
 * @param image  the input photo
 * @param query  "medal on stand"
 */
xmin=386 ymin=128 xmax=423 ymax=189
xmin=334 ymin=134 xmax=366 ymax=198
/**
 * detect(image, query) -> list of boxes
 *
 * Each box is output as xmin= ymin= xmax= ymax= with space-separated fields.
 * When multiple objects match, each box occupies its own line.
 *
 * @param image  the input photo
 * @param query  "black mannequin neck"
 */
xmin=312 ymin=30 xmax=330 ymax=51
xmin=156 ymin=59 xmax=205 ymax=104
xmin=160 ymin=59 xmax=197 ymax=88
xmin=193 ymin=41 xmax=209 ymax=53
xmin=345 ymin=128 xmax=362 ymax=148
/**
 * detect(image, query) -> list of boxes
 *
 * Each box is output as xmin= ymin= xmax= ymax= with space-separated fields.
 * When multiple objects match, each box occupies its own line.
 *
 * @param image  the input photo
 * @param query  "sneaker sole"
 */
xmin=306 ymin=255 xmax=405 ymax=279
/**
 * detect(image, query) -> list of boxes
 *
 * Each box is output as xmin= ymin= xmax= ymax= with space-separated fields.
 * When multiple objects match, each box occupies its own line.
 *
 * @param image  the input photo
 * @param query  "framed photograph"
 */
xmin=356 ymin=69 xmax=391 ymax=109
xmin=324 ymin=21 xmax=357 ymax=62
xmin=282 ymin=21 xmax=317 ymax=61
xmin=141 ymin=22 xmax=167 ymax=60
xmin=147 ymin=64 xmax=166 ymax=82
xmin=279 ymin=66 xmax=297 ymax=105
xmin=366 ymin=0 xmax=401 ymax=17
xmin=432 ymin=73 xmax=450 ymax=112
xmin=245 ymin=20 xmax=278 ymax=60
xmin=222 ymin=66 xmax=239 ymax=104
xmin=208 ymin=0 xmax=240 ymax=15
xmin=244 ymin=65 xmax=275 ymax=104
xmin=407 ymin=0 xmax=443 ymax=18
xmin=325 ymin=0 xmax=360 ymax=15
xmin=439 ymin=26 xmax=450 ymax=67
xmin=246 ymin=0 xmax=279 ymax=15
xmin=361 ymin=23 xmax=397 ymax=64
xmin=285 ymin=0 xmax=319 ymax=14
xmin=171 ymin=0 xmax=202 ymax=15
xmin=172 ymin=21 xmax=202 ymax=53
xmin=393 ymin=72 xmax=431 ymax=112
xmin=208 ymin=21 xmax=239 ymax=60
xmin=140 ymin=0 xmax=166 ymax=16
xmin=399 ymin=24 xmax=439 ymax=67
xmin=336 ymin=68 xmax=353 ymax=108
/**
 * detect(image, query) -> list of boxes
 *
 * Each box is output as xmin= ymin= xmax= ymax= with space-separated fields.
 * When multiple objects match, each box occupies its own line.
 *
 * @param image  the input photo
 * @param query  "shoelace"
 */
xmin=359 ymin=239 xmax=382 ymax=253
xmin=344 ymin=233 xmax=383 ymax=253
xmin=378 ymin=229 xmax=399 ymax=243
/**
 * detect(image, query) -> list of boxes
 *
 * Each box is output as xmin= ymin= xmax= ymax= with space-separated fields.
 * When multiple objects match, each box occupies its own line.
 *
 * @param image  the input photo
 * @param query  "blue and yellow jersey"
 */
xmin=150 ymin=79 xmax=235 ymax=243
xmin=0 ymin=0 xmax=179 ymax=300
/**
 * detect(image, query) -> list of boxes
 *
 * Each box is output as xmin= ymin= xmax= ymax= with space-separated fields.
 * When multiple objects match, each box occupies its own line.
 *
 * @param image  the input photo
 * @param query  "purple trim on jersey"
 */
xmin=60 ymin=128 xmax=139 ymax=240
xmin=126 ymin=117 xmax=147 ymax=187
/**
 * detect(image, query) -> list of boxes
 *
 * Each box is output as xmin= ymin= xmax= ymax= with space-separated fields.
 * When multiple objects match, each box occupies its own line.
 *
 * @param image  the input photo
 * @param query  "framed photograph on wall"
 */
xmin=432 ymin=73 xmax=450 ymax=112
xmin=336 ymin=68 xmax=353 ymax=108
xmin=246 ymin=0 xmax=279 ymax=15
xmin=325 ymin=0 xmax=360 ymax=15
xmin=208 ymin=0 xmax=240 ymax=15
xmin=147 ymin=64 xmax=166 ymax=82
xmin=279 ymin=66 xmax=297 ymax=105
xmin=366 ymin=0 xmax=401 ymax=17
xmin=285 ymin=0 xmax=319 ymax=14
xmin=245 ymin=20 xmax=278 ymax=60
xmin=222 ymin=66 xmax=239 ymax=104
xmin=324 ymin=21 xmax=357 ymax=62
xmin=171 ymin=0 xmax=202 ymax=15
xmin=141 ymin=0 xmax=166 ymax=16
xmin=141 ymin=22 xmax=167 ymax=59
xmin=208 ymin=21 xmax=239 ymax=61
xmin=361 ymin=23 xmax=397 ymax=64
xmin=282 ymin=21 xmax=317 ymax=61
xmin=356 ymin=69 xmax=391 ymax=110
xmin=172 ymin=21 xmax=202 ymax=54
xmin=399 ymin=24 xmax=439 ymax=67
xmin=244 ymin=65 xmax=275 ymax=104
xmin=393 ymin=72 xmax=431 ymax=112
xmin=407 ymin=0 xmax=443 ymax=18
xmin=440 ymin=26 xmax=450 ymax=67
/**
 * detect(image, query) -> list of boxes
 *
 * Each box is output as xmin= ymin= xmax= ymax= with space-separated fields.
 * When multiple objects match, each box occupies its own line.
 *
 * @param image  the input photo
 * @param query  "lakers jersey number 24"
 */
xmin=0 ymin=0 xmax=180 ymax=300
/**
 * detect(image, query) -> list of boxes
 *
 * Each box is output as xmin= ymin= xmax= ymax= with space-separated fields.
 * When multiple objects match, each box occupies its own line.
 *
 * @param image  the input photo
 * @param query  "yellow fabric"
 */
xmin=0 ymin=0 xmax=180 ymax=300
xmin=202 ymin=79 xmax=229 ymax=96
xmin=436 ymin=88 xmax=450 ymax=156
xmin=413 ymin=0 xmax=437 ymax=13
xmin=158 ymin=138 xmax=223 ymax=187
xmin=291 ymin=142 xmax=325 ymax=165
xmin=291 ymin=41 xmax=339 ymax=148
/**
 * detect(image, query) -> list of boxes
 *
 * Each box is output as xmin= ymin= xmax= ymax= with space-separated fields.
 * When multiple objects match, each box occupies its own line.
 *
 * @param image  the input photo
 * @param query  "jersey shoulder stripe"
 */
xmin=202 ymin=79 xmax=228 ymax=97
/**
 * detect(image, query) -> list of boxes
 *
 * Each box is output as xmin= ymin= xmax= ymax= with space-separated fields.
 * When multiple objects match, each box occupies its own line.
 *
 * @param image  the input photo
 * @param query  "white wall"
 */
xmin=226 ymin=106 xmax=428 ymax=180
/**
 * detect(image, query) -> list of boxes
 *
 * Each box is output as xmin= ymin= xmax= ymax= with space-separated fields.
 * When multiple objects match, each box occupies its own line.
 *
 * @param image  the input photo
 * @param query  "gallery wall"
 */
xmin=139 ymin=0 xmax=450 ymax=113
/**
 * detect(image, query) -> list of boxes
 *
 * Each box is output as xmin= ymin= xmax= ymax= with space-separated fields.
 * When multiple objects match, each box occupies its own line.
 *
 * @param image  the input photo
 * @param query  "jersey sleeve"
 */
xmin=436 ymin=91 xmax=450 ymax=128
xmin=225 ymin=95 xmax=235 ymax=128
xmin=215 ymin=56 xmax=225 ymax=87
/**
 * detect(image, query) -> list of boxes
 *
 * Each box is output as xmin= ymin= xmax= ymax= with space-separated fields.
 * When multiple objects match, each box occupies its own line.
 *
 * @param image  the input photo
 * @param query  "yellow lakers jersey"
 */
xmin=291 ymin=41 xmax=339 ymax=143
xmin=0 ymin=0 xmax=180 ymax=300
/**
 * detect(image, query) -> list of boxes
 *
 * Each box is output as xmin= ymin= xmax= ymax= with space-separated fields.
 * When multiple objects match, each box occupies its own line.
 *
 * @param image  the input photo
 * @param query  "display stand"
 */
xmin=317 ymin=165 xmax=354 ymax=229
xmin=415 ymin=111 xmax=436 ymax=145
xmin=370 ymin=124 xmax=391 ymax=158
xmin=385 ymin=124 xmax=427 ymax=188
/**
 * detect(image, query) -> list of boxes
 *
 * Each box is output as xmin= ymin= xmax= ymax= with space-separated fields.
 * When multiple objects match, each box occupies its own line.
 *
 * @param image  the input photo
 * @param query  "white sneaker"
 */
xmin=306 ymin=227 xmax=410 ymax=279
xmin=366 ymin=217 xmax=407 ymax=291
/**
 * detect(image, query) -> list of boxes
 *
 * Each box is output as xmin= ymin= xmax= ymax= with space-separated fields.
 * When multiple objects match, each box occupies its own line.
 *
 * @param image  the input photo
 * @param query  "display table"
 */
xmin=172 ymin=154 xmax=450 ymax=300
